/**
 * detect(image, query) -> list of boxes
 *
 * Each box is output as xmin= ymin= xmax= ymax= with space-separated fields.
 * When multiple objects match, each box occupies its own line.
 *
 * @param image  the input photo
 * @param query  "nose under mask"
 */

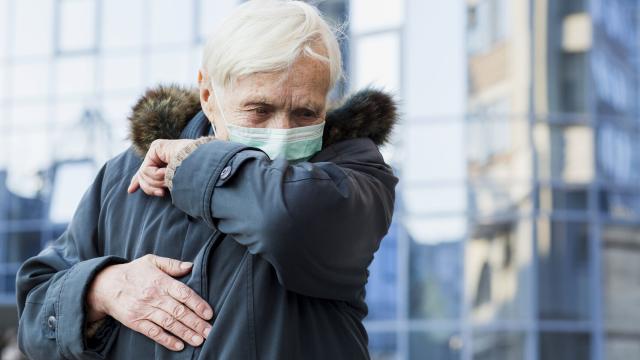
xmin=210 ymin=83 xmax=324 ymax=163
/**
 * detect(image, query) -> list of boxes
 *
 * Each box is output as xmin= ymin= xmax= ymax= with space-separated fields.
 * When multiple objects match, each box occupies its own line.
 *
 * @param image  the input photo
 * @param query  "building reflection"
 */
xmin=464 ymin=0 xmax=640 ymax=359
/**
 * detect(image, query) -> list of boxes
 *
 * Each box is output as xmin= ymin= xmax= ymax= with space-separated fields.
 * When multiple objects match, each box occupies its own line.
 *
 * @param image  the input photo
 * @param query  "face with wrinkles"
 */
xmin=197 ymin=49 xmax=331 ymax=140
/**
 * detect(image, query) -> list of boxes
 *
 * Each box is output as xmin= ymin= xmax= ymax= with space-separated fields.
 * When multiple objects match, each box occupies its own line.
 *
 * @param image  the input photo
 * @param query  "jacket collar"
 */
xmin=180 ymin=110 xmax=213 ymax=140
xmin=128 ymin=84 xmax=398 ymax=157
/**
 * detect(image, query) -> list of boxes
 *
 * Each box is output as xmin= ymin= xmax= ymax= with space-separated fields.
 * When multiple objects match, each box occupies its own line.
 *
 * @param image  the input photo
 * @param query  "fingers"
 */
xmin=147 ymin=255 xmax=213 ymax=334
xmin=155 ymin=296 xmax=212 ymax=340
xmin=129 ymin=170 xmax=165 ymax=197
xmin=134 ymin=319 xmax=184 ymax=351
xmin=146 ymin=308 xmax=205 ymax=347
xmin=147 ymin=139 xmax=169 ymax=165
xmin=127 ymin=175 xmax=140 ymax=193
xmin=166 ymin=279 xmax=214 ymax=321
xmin=148 ymin=255 xmax=194 ymax=277
xmin=141 ymin=166 xmax=165 ymax=187
xmin=127 ymin=140 xmax=169 ymax=196
xmin=139 ymin=172 xmax=165 ymax=196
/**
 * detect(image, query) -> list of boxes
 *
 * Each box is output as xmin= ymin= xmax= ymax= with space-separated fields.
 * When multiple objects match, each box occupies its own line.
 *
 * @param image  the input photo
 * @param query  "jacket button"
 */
xmin=220 ymin=166 xmax=231 ymax=180
xmin=47 ymin=315 xmax=57 ymax=329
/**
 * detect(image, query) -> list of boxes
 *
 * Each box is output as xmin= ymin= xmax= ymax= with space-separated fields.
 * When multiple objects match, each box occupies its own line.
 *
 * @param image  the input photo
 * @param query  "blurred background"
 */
xmin=0 ymin=0 xmax=639 ymax=359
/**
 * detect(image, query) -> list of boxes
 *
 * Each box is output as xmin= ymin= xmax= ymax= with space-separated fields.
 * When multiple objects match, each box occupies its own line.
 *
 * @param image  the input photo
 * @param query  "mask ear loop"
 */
xmin=211 ymin=81 xmax=228 ymax=138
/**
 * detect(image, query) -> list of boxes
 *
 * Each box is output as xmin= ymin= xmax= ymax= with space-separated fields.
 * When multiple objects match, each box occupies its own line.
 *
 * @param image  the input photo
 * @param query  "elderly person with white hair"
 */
xmin=16 ymin=1 xmax=398 ymax=359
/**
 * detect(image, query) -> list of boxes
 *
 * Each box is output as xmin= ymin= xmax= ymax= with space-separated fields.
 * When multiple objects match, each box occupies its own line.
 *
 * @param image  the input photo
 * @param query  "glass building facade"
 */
xmin=1 ymin=0 xmax=640 ymax=359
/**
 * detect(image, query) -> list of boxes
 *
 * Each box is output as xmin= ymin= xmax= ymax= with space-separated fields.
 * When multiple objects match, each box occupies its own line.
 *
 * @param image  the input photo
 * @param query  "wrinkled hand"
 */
xmin=127 ymin=139 xmax=194 ymax=197
xmin=86 ymin=254 xmax=214 ymax=351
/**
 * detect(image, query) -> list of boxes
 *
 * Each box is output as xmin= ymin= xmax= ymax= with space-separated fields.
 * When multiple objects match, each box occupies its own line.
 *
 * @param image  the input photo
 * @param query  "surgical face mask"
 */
xmin=211 ymin=84 xmax=324 ymax=163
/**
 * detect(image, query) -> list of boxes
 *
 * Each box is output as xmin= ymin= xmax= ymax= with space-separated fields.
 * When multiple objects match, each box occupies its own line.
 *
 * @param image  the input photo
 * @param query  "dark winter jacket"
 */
xmin=15 ymin=84 xmax=399 ymax=360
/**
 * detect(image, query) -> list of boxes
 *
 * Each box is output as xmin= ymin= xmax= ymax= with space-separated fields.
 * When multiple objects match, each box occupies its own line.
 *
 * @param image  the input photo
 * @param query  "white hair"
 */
xmin=201 ymin=0 xmax=343 ymax=93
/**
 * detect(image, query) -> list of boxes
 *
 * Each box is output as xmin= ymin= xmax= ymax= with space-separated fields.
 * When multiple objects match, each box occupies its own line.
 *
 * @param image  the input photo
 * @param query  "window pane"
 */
xmin=0 ymin=66 xmax=5 ymax=101
xmin=602 ymin=224 xmax=640 ymax=337
xmin=55 ymin=55 xmax=95 ymax=96
xmin=467 ymin=0 xmax=509 ymax=55
xmin=101 ymin=0 xmax=144 ymax=50
xmin=539 ymin=185 xmax=589 ymax=212
xmin=110 ymin=125 xmax=131 ymax=154
xmin=404 ymin=122 xmax=466 ymax=183
xmin=9 ymin=102 xmax=49 ymax=129
xmin=351 ymin=0 xmax=403 ymax=33
xmin=0 ymin=134 xmax=8 ymax=209
xmin=559 ymin=53 xmax=587 ymax=112
xmin=101 ymin=54 xmax=143 ymax=93
xmin=353 ymin=32 xmax=400 ymax=93
xmin=102 ymin=96 xmax=138 ymax=152
xmin=49 ymin=160 xmax=96 ymax=223
xmin=150 ymin=0 xmax=193 ymax=47
xmin=607 ymin=336 xmax=640 ymax=360
xmin=10 ymin=61 xmax=50 ymax=99
xmin=600 ymin=188 xmax=640 ymax=220
xmin=466 ymin=111 xmax=512 ymax=165
xmin=13 ymin=0 xmax=54 ymax=57
xmin=535 ymin=122 xmax=595 ymax=183
xmin=404 ymin=185 xmax=467 ymax=216
xmin=0 ymin=0 xmax=8 ymax=60
xmin=410 ymin=238 xmax=461 ymax=319
xmin=5 ymin=230 xmax=42 ymax=263
xmin=467 ymin=219 xmax=532 ymax=321
xmin=469 ymin=180 xmax=532 ymax=217
xmin=538 ymin=220 xmax=590 ymax=320
xmin=409 ymin=331 xmax=461 ymax=360
xmin=7 ymin=189 xmax=45 ymax=222
xmin=58 ymin=0 xmax=96 ymax=52
xmin=6 ymin=131 xmax=51 ymax=200
xmin=406 ymin=215 xmax=466 ymax=245
xmin=147 ymin=51 xmax=191 ymax=85
xmin=191 ymin=44 xmax=204 ymax=75
xmin=472 ymin=331 xmax=525 ymax=360
xmin=54 ymin=99 xmax=88 ymax=127
xmin=539 ymin=332 xmax=590 ymax=360
xmin=366 ymin=222 xmax=398 ymax=320
xmin=199 ymin=0 xmax=237 ymax=40
xmin=368 ymin=332 xmax=397 ymax=360
xmin=102 ymin=96 xmax=135 ymax=125
xmin=597 ymin=119 xmax=640 ymax=185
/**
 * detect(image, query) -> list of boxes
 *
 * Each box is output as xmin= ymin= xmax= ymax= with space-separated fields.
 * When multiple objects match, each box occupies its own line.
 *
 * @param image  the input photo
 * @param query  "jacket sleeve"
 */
xmin=15 ymin=163 xmax=128 ymax=360
xmin=169 ymin=138 xmax=398 ymax=301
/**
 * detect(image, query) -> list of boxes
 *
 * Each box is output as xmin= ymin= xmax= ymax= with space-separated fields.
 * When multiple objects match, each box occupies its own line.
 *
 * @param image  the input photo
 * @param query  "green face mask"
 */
xmin=211 ymin=84 xmax=324 ymax=163
xmin=226 ymin=122 xmax=324 ymax=163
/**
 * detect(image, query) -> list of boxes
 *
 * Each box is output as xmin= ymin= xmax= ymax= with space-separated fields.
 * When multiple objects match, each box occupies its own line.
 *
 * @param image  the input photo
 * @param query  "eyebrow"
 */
xmin=241 ymin=97 xmax=323 ymax=113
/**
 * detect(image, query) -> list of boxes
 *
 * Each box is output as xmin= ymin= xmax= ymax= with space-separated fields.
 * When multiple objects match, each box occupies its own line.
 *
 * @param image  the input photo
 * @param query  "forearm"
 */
xmin=17 ymin=254 xmax=127 ymax=359
xmin=167 ymin=138 xmax=398 ymax=299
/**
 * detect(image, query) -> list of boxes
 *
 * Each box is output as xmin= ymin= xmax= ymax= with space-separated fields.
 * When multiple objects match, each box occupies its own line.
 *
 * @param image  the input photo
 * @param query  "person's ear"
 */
xmin=198 ymin=69 xmax=214 ymax=117
xmin=197 ymin=69 xmax=229 ymax=140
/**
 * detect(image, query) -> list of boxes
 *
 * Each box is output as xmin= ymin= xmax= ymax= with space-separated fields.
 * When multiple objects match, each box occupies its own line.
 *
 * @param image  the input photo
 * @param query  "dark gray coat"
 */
xmin=16 ymin=85 xmax=398 ymax=360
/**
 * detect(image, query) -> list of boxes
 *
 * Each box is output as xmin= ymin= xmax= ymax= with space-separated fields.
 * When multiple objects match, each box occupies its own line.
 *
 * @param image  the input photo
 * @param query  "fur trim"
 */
xmin=128 ymin=84 xmax=201 ymax=156
xmin=322 ymin=88 xmax=397 ymax=148
xmin=128 ymin=84 xmax=397 ymax=157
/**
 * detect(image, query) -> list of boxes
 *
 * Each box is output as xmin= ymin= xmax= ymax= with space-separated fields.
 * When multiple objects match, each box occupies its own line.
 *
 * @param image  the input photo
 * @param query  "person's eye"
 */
xmin=252 ymin=107 xmax=271 ymax=116
xmin=297 ymin=109 xmax=318 ymax=118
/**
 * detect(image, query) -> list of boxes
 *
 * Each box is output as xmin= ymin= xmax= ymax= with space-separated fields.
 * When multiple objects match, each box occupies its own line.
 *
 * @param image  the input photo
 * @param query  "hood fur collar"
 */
xmin=128 ymin=84 xmax=398 ymax=157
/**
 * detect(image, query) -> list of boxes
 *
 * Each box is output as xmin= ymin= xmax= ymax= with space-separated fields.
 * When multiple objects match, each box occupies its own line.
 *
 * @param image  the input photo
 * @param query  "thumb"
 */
xmin=149 ymin=255 xmax=193 ymax=277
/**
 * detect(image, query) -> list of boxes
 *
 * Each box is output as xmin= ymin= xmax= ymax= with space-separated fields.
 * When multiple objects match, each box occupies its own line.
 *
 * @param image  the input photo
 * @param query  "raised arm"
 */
xmin=165 ymin=137 xmax=398 ymax=301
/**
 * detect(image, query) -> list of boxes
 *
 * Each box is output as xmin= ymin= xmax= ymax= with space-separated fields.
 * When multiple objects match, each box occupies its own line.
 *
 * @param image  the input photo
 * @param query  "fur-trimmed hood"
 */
xmin=128 ymin=84 xmax=398 ymax=157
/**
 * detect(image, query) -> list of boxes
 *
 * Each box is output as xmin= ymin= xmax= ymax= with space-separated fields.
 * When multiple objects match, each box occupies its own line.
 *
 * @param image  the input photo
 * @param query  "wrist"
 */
xmin=165 ymin=136 xmax=216 ymax=191
xmin=85 ymin=264 xmax=117 ymax=323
